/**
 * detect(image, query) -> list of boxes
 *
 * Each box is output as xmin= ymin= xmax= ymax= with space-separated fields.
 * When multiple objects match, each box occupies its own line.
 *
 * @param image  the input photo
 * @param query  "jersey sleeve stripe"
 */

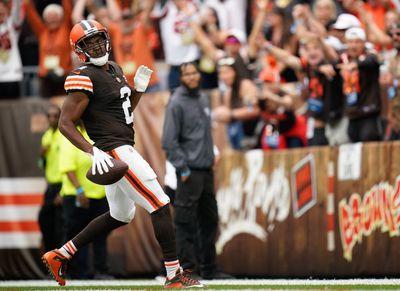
xmin=64 ymin=74 xmax=94 ymax=93
xmin=64 ymin=84 xmax=94 ymax=92
xmin=64 ymin=80 xmax=93 ymax=87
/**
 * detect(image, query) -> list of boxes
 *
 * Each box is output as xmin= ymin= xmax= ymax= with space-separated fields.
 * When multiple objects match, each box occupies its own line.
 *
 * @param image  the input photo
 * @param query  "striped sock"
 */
xmin=59 ymin=240 xmax=77 ymax=259
xmin=165 ymin=260 xmax=180 ymax=279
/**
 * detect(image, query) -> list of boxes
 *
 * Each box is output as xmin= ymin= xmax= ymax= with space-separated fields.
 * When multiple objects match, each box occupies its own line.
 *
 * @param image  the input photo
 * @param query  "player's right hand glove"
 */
xmin=90 ymin=146 xmax=114 ymax=175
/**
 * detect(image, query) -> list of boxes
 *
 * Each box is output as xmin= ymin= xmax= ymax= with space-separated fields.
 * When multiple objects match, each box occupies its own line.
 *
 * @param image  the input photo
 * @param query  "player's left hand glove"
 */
xmin=134 ymin=65 xmax=153 ymax=92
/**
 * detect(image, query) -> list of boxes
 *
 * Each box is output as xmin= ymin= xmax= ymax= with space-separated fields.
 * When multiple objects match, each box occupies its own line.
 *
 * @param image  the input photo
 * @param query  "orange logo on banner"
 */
xmin=291 ymin=154 xmax=317 ymax=218
xmin=296 ymin=163 xmax=313 ymax=209
xmin=339 ymin=177 xmax=400 ymax=261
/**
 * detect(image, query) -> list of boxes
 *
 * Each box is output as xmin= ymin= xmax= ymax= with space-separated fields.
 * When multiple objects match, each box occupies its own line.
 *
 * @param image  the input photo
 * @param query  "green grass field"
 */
xmin=1 ymin=279 xmax=400 ymax=290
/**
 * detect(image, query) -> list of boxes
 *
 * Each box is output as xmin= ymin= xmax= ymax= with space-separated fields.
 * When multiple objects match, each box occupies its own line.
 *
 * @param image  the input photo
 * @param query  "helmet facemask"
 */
xmin=76 ymin=31 xmax=111 ymax=66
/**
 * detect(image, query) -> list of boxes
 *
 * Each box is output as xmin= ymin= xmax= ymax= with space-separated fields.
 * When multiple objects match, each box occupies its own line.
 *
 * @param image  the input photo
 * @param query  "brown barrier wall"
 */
xmin=216 ymin=144 xmax=400 ymax=277
xmin=0 ymin=96 xmax=399 ymax=278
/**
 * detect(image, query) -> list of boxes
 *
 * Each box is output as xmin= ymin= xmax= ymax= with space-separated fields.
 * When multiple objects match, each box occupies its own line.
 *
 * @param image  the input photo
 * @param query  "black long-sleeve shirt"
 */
xmin=162 ymin=86 xmax=214 ymax=173
xmin=344 ymin=53 xmax=381 ymax=120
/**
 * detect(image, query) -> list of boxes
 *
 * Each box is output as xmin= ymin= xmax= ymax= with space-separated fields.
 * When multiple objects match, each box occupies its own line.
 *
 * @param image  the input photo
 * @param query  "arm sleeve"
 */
xmin=62 ymin=0 xmax=73 ymax=27
xmin=357 ymin=54 xmax=380 ymax=71
xmin=161 ymin=102 xmax=189 ymax=172
xmin=41 ymin=130 xmax=51 ymax=147
xmin=25 ymin=1 xmax=44 ymax=36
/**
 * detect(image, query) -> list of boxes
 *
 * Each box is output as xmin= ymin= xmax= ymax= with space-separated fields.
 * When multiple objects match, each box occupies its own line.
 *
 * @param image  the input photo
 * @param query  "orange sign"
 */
xmin=291 ymin=154 xmax=317 ymax=218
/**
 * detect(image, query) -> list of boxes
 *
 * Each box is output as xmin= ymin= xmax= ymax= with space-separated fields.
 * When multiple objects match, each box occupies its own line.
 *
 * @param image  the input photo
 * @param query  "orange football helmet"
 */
xmin=69 ymin=20 xmax=111 ymax=64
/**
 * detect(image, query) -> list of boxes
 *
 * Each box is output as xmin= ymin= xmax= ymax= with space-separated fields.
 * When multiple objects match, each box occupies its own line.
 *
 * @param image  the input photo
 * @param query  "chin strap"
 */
xmin=89 ymin=53 xmax=109 ymax=66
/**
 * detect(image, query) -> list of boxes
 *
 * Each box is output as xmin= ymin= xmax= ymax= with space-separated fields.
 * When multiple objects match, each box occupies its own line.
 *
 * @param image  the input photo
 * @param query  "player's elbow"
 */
xmin=58 ymin=117 xmax=72 ymax=138
xmin=58 ymin=120 xmax=67 ymax=137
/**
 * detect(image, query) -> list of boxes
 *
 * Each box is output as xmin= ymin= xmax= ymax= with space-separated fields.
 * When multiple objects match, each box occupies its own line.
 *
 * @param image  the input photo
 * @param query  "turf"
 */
xmin=1 ymin=279 xmax=399 ymax=290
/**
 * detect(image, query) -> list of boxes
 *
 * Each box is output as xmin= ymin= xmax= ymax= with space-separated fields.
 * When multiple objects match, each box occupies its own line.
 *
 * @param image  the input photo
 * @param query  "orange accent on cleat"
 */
xmin=41 ymin=249 xmax=68 ymax=286
xmin=164 ymin=269 xmax=204 ymax=289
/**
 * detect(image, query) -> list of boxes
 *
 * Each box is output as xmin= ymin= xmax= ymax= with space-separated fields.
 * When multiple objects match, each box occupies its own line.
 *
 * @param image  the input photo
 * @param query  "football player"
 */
xmin=41 ymin=19 xmax=203 ymax=289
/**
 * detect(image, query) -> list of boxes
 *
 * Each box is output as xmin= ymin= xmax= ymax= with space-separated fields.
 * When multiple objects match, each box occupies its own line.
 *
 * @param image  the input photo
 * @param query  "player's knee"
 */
xmin=146 ymin=192 xmax=170 ymax=214
xmin=110 ymin=207 xmax=135 ymax=223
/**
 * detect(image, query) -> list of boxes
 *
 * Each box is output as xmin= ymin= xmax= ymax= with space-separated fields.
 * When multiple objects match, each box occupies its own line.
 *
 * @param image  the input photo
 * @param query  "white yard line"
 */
xmin=0 ymin=279 xmax=399 ymax=287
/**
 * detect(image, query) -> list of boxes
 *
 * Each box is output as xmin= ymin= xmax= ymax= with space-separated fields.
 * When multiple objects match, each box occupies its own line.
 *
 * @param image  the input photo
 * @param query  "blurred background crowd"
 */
xmin=1 ymin=0 xmax=400 ymax=150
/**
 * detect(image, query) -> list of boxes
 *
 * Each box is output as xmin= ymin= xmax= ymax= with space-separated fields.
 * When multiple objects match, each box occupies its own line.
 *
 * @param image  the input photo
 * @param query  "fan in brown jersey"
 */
xmin=41 ymin=19 xmax=203 ymax=289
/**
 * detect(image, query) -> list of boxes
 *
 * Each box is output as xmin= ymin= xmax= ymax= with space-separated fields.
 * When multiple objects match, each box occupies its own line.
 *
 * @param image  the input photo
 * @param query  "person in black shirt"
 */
xmin=162 ymin=62 xmax=231 ymax=279
xmin=41 ymin=19 xmax=202 ymax=289
xmin=339 ymin=27 xmax=382 ymax=142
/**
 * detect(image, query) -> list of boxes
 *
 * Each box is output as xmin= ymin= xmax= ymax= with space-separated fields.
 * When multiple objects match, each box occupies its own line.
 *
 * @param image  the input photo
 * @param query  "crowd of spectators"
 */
xmin=1 ymin=0 xmax=400 ymax=149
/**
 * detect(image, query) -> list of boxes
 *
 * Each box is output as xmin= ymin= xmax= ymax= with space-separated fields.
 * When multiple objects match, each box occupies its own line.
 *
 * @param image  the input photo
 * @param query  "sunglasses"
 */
xmin=217 ymin=57 xmax=235 ymax=66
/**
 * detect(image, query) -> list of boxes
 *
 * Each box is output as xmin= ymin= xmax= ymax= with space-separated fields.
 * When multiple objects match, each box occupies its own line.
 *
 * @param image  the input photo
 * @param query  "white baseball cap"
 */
xmin=345 ymin=27 xmax=366 ymax=41
xmin=324 ymin=36 xmax=345 ymax=51
xmin=331 ymin=14 xmax=361 ymax=30
xmin=225 ymin=29 xmax=246 ymax=44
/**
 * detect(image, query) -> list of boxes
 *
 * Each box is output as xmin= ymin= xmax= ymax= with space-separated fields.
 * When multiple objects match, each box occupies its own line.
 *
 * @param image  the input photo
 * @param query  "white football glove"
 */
xmin=134 ymin=65 xmax=153 ymax=93
xmin=91 ymin=146 xmax=114 ymax=175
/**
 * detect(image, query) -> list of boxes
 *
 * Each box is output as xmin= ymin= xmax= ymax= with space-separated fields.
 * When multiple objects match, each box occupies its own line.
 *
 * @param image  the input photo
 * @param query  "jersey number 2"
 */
xmin=120 ymin=86 xmax=133 ymax=124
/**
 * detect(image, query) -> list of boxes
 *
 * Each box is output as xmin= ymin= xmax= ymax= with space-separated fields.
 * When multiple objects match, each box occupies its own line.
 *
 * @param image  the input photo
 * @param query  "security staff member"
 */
xmin=162 ymin=62 xmax=227 ymax=279
xmin=39 ymin=104 xmax=64 ymax=252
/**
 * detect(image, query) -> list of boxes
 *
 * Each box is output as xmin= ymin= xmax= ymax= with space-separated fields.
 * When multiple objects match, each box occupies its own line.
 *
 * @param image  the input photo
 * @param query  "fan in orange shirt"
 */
xmin=109 ymin=6 xmax=159 ymax=91
xmin=24 ymin=0 xmax=73 ymax=98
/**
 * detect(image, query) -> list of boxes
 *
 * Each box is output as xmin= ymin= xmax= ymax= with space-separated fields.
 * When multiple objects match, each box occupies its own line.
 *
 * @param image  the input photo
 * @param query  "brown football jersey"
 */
xmin=64 ymin=61 xmax=135 ymax=151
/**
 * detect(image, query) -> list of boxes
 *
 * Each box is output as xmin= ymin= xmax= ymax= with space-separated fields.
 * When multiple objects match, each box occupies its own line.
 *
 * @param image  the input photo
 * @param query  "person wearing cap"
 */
xmin=339 ymin=27 xmax=382 ymax=142
xmin=330 ymin=13 xmax=361 ymax=44
xmin=222 ymin=29 xmax=252 ymax=79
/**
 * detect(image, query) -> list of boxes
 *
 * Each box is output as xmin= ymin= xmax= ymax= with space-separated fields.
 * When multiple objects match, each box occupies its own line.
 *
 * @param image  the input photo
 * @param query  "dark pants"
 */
xmin=62 ymin=196 xmax=109 ymax=279
xmin=348 ymin=115 xmax=382 ymax=142
xmin=40 ymin=75 xmax=66 ymax=98
xmin=38 ymin=183 xmax=63 ymax=251
xmin=168 ymin=66 xmax=181 ymax=91
xmin=308 ymin=127 xmax=328 ymax=146
xmin=0 ymin=82 xmax=20 ymax=99
xmin=286 ymin=137 xmax=305 ymax=148
xmin=174 ymin=169 xmax=219 ymax=276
